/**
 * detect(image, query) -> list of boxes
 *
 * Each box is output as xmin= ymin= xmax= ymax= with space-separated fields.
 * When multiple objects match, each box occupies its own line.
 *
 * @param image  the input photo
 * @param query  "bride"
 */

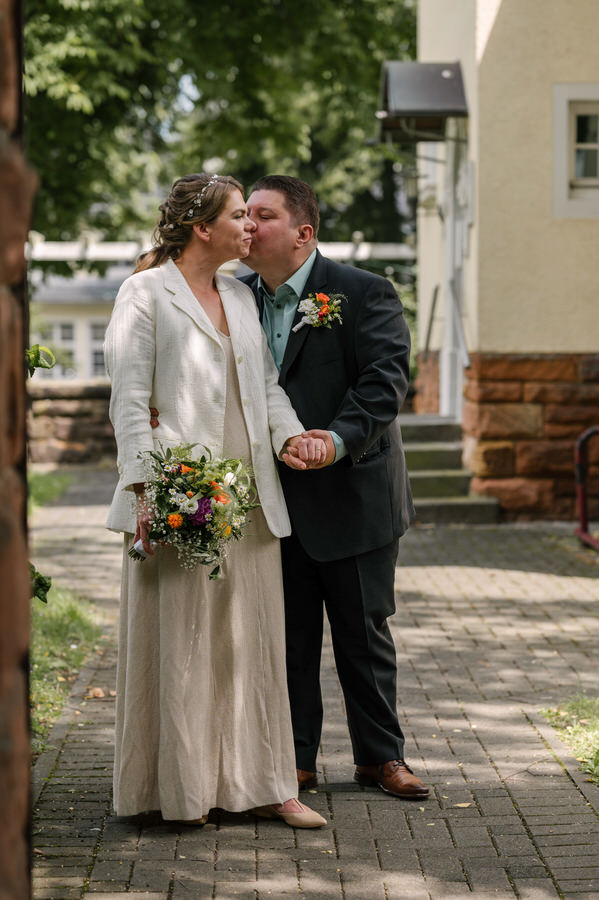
xmin=104 ymin=173 xmax=326 ymax=828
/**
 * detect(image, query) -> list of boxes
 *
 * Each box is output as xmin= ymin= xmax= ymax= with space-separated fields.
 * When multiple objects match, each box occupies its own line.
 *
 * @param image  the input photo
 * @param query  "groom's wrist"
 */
xmin=329 ymin=430 xmax=346 ymax=462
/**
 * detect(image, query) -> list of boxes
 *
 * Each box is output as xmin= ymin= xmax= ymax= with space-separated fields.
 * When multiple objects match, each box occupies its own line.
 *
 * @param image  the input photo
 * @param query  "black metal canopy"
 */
xmin=378 ymin=61 xmax=468 ymax=143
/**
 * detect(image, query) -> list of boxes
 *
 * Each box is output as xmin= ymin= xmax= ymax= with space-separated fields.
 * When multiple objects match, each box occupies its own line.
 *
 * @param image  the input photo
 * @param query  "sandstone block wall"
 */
xmin=0 ymin=0 xmax=35 ymax=896
xmin=413 ymin=350 xmax=440 ymax=414
xmin=463 ymin=353 xmax=599 ymax=520
xmin=27 ymin=382 xmax=115 ymax=463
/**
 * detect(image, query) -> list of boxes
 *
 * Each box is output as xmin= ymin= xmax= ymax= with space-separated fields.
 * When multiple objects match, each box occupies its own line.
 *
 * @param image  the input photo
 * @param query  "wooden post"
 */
xmin=0 ymin=0 xmax=37 ymax=895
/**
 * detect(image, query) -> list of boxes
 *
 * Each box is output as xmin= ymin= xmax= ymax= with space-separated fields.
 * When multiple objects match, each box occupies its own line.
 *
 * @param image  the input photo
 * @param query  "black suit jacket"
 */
xmin=239 ymin=250 xmax=414 ymax=561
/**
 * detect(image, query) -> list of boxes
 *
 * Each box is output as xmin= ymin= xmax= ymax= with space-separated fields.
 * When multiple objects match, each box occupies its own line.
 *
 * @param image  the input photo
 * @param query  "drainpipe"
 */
xmin=439 ymin=119 xmax=463 ymax=419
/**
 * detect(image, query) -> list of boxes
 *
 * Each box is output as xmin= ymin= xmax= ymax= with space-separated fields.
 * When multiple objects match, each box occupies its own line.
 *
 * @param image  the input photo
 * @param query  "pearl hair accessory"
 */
xmin=163 ymin=174 xmax=221 ymax=230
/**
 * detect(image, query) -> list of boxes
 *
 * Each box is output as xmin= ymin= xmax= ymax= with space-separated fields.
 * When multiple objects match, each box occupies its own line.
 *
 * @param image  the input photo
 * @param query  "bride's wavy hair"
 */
xmin=134 ymin=173 xmax=244 ymax=273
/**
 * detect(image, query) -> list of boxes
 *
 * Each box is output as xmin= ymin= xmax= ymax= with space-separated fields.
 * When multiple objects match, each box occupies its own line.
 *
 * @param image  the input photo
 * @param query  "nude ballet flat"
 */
xmin=253 ymin=800 xmax=326 ymax=828
xmin=181 ymin=815 xmax=208 ymax=826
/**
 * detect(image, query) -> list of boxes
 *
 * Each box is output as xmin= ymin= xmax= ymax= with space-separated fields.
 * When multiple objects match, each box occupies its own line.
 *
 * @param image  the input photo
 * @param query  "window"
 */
xmin=571 ymin=104 xmax=599 ymax=185
xmin=89 ymin=321 xmax=108 ymax=378
xmin=31 ymin=319 xmax=76 ymax=378
xmin=90 ymin=323 xmax=106 ymax=341
xmin=554 ymin=84 xmax=599 ymax=218
xmin=92 ymin=349 xmax=105 ymax=376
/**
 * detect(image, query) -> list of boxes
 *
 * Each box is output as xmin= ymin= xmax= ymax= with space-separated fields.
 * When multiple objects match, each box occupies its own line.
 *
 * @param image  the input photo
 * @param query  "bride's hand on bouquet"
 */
xmin=133 ymin=486 xmax=154 ymax=555
xmin=281 ymin=432 xmax=333 ymax=470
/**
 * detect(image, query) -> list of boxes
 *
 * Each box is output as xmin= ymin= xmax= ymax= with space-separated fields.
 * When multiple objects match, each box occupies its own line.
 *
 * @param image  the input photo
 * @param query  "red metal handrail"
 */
xmin=574 ymin=424 xmax=599 ymax=551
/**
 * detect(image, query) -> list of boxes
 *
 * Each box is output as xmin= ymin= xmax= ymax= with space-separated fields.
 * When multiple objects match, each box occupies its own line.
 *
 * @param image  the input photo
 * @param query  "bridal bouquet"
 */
xmin=128 ymin=442 xmax=259 ymax=578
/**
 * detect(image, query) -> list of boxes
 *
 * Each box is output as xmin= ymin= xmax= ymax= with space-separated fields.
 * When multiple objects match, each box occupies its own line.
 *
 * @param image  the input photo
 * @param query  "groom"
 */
xmin=240 ymin=175 xmax=428 ymax=800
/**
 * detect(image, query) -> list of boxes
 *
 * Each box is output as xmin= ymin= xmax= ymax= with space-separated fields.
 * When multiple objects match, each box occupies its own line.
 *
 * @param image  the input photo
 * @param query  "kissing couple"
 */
xmin=104 ymin=173 xmax=428 ymax=828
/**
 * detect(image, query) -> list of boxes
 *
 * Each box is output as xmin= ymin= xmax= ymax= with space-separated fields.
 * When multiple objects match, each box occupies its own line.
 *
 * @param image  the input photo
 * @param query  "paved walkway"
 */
xmin=30 ymin=466 xmax=599 ymax=900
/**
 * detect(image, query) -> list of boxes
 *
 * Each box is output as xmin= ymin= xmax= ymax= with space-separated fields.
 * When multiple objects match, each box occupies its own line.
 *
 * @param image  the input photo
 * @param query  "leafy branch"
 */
xmin=26 ymin=344 xmax=56 ymax=601
xmin=25 ymin=343 xmax=55 ymax=377
xmin=30 ymin=563 xmax=51 ymax=604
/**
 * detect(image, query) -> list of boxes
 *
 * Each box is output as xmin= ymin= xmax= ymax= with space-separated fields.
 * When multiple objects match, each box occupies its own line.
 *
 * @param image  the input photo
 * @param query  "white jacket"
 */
xmin=104 ymin=258 xmax=304 ymax=536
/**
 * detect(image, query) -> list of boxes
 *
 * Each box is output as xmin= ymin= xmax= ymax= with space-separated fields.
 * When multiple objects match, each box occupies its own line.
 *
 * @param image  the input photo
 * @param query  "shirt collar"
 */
xmin=258 ymin=248 xmax=318 ymax=302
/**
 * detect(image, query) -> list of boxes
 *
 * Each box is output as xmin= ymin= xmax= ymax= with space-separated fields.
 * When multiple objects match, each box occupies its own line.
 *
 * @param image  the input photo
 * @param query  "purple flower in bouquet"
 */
xmin=188 ymin=497 xmax=213 ymax=526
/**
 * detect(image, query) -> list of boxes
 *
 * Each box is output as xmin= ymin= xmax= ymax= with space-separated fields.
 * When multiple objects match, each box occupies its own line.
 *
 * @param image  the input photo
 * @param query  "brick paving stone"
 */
xmin=32 ymin=876 xmax=86 ymax=890
xmin=128 ymin=859 xmax=173 ymax=891
xmin=493 ymin=833 xmax=538 ymax=856
xmin=30 ymin=470 xmax=599 ymax=899
xmin=464 ymin=861 xmax=517 ymax=892
xmin=537 ymin=833 xmax=599 ymax=847
xmin=31 ymin=890 xmax=82 ymax=900
xmin=90 ymin=896 xmax=168 ymax=900
xmin=512 ymin=879 xmax=560 ymax=899
xmin=342 ymin=880 xmax=387 ymax=900
xmin=504 ymin=859 xmax=548 ymax=878
xmin=86 ymin=882 xmax=129 ymax=893
xmin=375 ymin=842 xmax=422 ymax=872
xmin=170 ymin=879 xmax=216 ymax=898
xmin=562 ymin=895 xmax=599 ymax=900
xmin=383 ymin=871 xmax=432 ymax=899
xmin=88 ymin=859 xmax=132 ymax=882
xmin=450 ymin=823 xmax=495 ymax=848
xmin=32 ymin=869 xmax=89 ymax=883
xmin=418 ymin=848 xmax=467 ymax=882
xmin=558 ymin=879 xmax=599 ymax=892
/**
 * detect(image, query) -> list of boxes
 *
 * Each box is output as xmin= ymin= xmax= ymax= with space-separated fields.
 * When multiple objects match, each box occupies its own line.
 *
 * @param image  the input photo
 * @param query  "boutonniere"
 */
xmin=292 ymin=291 xmax=345 ymax=333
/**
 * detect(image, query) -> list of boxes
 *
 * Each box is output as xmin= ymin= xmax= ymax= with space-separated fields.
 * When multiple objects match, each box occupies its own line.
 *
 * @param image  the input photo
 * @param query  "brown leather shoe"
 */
xmin=354 ymin=760 xmax=429 ymax=799
xmin=297 ymin=768 xmax=318 ymax=790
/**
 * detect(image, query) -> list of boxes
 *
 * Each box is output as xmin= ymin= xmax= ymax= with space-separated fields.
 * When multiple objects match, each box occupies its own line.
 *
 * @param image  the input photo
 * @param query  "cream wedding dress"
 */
xmin=113 ymin=331 xmax=297 ymax=820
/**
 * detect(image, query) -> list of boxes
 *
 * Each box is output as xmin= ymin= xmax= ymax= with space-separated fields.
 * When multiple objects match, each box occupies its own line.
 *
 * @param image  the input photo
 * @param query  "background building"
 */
xmin=383 ymin=0 xmax=599 ymax=519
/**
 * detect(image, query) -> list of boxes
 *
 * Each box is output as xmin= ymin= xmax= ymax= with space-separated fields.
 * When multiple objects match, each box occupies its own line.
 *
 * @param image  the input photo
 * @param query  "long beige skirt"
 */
xmin=113 ymin=332 xmax=297 ymax=820
xmin=113 ymin=507 xmax=297 ymax=820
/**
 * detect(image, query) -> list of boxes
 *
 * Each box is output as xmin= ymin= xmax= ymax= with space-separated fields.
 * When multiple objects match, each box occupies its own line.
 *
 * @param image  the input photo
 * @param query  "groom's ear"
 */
xmin=295 ymin=223 xmax=314 ymax=248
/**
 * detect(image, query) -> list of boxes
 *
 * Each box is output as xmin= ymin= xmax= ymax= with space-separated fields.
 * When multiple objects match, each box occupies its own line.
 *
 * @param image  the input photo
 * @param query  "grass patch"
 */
xmin=28 ymin=468 xmax=71 ymax=514
xmin=30 ymin=584 xmax=103 ymax=760
xmin=542 ymin=695 xmax=599 ymax=786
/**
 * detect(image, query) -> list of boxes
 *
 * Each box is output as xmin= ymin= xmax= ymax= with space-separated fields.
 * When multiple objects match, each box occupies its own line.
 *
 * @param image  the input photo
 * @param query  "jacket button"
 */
xmin=237 ymin=355 xmax=243 ymax=363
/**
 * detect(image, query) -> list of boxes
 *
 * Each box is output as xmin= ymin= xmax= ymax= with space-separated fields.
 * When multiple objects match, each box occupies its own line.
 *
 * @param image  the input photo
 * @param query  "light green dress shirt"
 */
xmin=258 ymin=250 xmax=346 ymax=462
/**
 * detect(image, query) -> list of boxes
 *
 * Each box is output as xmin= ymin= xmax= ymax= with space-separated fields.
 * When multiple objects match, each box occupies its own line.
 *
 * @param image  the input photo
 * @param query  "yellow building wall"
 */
xmin=478 ymin=0 xmax=599 ymax=353
xmin=418 ymin=0 xmax=599 ymax=355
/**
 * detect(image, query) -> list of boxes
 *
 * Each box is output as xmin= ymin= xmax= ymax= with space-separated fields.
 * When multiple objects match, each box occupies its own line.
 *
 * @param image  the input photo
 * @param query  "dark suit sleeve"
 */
xmin=327 ymin=276 xmax=411 ymax=464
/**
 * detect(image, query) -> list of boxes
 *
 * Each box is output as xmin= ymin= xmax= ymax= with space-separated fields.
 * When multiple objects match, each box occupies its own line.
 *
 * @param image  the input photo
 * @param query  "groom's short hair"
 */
xmin=251 ymin=175 xmax=320 ymax=237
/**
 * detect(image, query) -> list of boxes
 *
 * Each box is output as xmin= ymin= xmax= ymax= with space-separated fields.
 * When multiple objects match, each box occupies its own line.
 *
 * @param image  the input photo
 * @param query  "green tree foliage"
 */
xmin=25 ymin=0 xmax=415 ymax=241
xmin=25 ymin=0 xmax=185 ymax=237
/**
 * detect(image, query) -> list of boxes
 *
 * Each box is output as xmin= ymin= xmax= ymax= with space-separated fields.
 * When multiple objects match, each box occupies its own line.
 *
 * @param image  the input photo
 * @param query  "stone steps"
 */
xmin=409 ymin=469 xmax=472 ymax=498
xmin=412 ymin=495 xmax=501 ymax=524
xmin=405 ymin=441 xmax=463 ymax=471
xmin=399 ymin=414 xmax=500 ymax=524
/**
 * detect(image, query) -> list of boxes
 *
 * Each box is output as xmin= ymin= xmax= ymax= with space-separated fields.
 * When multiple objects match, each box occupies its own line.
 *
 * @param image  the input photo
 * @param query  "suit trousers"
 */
xmin=281 ymin=530 xmax=405 ymax=770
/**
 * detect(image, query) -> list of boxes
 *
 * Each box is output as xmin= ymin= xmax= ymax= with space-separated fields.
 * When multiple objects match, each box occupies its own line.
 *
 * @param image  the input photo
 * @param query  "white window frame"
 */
xmin=554 ymin=83 xmax=599 ymax=218
xmin=89 ymin=320 xmax=108 ymax=378
xmin=31 ymin=319 xmax=76 ymax=379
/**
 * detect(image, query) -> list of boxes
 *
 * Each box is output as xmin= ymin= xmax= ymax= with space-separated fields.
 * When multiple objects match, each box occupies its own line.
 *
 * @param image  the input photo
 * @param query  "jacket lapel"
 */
xmin=218 ymin=277 xmax=246 ymax=350
xmin=162 ymin=259 xmax=221 ymax=344
xmin=279 ymin=250 xmax=328 ymax=386
xmin=242 ymin=273 xmax=264 ymax=320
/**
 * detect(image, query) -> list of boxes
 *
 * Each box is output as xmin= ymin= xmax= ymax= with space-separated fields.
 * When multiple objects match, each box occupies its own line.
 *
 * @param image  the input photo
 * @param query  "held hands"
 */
xmin=150 ymin=406 xmax=334 ymax=471
xmin=281 ymin=430 xmax=335 ymax=471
